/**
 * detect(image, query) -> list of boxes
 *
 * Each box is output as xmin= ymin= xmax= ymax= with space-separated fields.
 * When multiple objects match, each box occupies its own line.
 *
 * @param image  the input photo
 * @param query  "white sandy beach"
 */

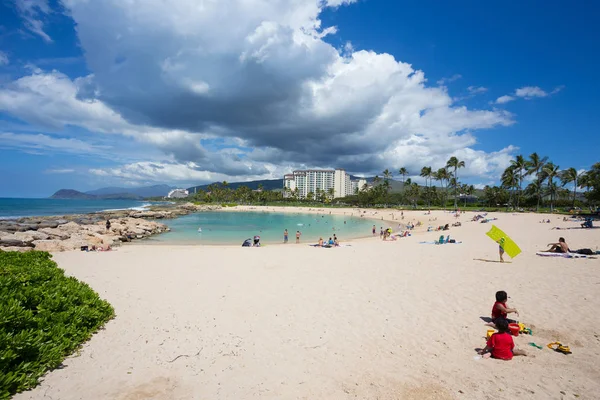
xmin=13 ymin=209 xmax=600 ymax=400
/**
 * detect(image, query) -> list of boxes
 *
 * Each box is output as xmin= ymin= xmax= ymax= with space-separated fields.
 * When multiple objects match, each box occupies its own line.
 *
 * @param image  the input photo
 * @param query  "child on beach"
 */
xmin=491 ymin=290 xmax=519 ymax=325
xmin=497 ymin=237 xmax=505 ymax=262
xmin=479 ymin=319 xmax=527 ymax=360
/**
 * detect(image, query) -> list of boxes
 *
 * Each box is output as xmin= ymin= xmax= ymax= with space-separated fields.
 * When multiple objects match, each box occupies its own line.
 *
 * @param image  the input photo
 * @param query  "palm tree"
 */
xmin=525 ymin=152 xmax=548 ymax=211
xmin=407 ymin=182 xmax=420 ymax=208
xmin=462 ymin=184 xmax=475 ymax=207
xmin=560 ymin=167 xmax=580 ymax=207
xmin=434 ymin=167 xmax=451 ymax=208
xmin=327 ymin=187 xmax=335 ymax=201
xmin=420 ymin=166 xmax=433 ymax=207
xmin=446 ymin=157 xmax=465 ymax=209
xmin=398 ymin=167 xmax=408 ymax=187
xmin=543 ymin=162 xmax=560 ymax=212
xmin=383 ymin=169 xmax=393 ymax=182
xmin=501 ymin=166 xmax=519 ymax=209
xmin=510 ymin=155 xmax=527 ymax=208
xmin=373 ymin=175 xmax=381 ymax=186
xmin=382 ymin=169 xmax=393 ymax=202
xmin=579 ymin=172 xmax=591 ymax=197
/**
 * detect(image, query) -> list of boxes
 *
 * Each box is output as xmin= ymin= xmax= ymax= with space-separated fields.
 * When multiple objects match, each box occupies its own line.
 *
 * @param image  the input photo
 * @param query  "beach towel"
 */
xmin=419 ymin=241 xmax=462 ymax=245
xmin=486 ymin=225 xmax=521 ymax=258
xmin=535 ymin=252 xmax=588 ymax=258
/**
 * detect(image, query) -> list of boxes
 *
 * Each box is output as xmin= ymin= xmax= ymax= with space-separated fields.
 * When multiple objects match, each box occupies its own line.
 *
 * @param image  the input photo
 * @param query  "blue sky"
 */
xmin=1 ymin=0 xmax=598 ymax=197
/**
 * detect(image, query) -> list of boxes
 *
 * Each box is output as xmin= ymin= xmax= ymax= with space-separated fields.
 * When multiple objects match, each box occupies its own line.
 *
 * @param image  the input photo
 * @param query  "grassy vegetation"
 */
xmin=0 ymin=251 xmax=114 ymax=398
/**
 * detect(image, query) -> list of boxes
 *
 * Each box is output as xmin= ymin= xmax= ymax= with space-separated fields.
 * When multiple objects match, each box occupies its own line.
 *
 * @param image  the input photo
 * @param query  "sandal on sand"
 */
xmin=547 ymin=342 xmax=572 ymax=354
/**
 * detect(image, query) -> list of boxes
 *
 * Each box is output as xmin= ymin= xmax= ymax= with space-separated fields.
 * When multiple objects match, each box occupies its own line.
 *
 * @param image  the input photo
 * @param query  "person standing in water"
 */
xmin=284 ymin=229 xmax=288 ymax=243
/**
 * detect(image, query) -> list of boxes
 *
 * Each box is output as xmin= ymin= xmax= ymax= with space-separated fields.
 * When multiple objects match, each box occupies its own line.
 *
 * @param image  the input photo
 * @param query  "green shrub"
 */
xmin=0 ymin=251 xmax=114 ymax=398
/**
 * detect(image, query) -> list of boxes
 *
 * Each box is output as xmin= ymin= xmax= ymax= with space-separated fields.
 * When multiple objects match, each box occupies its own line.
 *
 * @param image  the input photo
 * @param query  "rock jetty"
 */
xmin=0 ymin=203 xmax=221 ymax=252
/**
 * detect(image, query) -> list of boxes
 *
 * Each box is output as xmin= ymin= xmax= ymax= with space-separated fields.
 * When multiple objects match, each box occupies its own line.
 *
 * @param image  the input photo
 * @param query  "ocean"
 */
xmin=0 ymin=198 xmax=152 ymax=219
xmin=0 ymin=199 xmax=382 ymax=245
xmin=149 ymin=210 xmax=379 ymax=245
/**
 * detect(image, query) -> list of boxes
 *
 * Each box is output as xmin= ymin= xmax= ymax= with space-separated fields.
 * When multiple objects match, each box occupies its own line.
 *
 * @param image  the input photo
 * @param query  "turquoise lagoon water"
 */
xmin=0 ymin=198 xmax=151 ymax=219
xmin=151 ymin=211 xmax=378 ymax=245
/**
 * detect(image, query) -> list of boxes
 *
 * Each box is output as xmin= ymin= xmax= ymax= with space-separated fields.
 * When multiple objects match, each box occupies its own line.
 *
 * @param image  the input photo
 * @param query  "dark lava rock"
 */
xmin=0 ymin=239 xmax=34 ymax=248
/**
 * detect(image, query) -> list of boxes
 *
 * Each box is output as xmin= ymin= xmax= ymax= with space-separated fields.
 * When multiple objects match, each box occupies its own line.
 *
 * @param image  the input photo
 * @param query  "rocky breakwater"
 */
xmin=0 ymin=203 xmax=221 ymax=252
xmin=0 ymin=218 xmax=169 ymax=252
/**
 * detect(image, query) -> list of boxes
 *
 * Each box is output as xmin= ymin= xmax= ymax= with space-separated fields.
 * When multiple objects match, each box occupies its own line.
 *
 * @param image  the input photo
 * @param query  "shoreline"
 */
xmin=1 ymin=202 xmax=585 ymax=251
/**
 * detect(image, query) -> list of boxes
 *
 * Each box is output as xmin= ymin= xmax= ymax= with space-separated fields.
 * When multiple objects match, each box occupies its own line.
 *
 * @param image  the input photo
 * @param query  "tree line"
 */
xmin=181 ymin=155 xmax=600 ymax=211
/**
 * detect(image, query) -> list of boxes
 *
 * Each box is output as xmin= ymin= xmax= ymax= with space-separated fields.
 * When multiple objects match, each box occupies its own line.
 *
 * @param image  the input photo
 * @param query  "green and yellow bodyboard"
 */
xmin=486 ymin=225 xmax=521 ymax=258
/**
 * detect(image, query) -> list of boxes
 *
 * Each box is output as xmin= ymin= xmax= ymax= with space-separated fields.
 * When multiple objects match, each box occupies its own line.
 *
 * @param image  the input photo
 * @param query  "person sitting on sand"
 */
xmin=328 ymin=237 xmax=335 ymax=246
xmin=544 ymin=237 xmax=570 ymax=253
xmin=491 ymin=290 xmax=519 ymax=325
xmin=97 ymin=244 xmax=112 ymax=252
xmin=478 ymin=319 xmax=527 ymax=360
xmin=334 ymin=236 xmax=339 ymax=246
xmin=318 ymin=237 xmax=324 ymax=247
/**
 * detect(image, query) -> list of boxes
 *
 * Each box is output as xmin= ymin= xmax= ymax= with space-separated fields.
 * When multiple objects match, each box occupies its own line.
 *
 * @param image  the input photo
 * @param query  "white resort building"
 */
xmin=283 ymin=169 xmax=367 ymax=199
xmin=167 ymin=189 xmax=189 ymax=199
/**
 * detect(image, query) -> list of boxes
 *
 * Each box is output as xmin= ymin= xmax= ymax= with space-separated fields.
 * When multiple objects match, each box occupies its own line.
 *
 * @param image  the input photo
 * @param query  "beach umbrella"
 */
xmin=486 ymin=225 xmax=522 ymax=258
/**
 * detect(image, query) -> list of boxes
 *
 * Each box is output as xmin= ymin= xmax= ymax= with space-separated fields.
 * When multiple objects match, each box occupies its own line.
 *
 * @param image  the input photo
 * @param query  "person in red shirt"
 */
xmin=491 ymin=290 xmax=519 ymax=325
xmin=479 ymin=319 xmax=527 ymax=360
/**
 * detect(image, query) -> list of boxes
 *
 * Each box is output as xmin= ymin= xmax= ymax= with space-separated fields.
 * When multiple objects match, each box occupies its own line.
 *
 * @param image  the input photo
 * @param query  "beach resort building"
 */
xmin=167 ymin=189 xmax=189 ymax=198
xmin=283 ymin=169 xmax=366 ymax=199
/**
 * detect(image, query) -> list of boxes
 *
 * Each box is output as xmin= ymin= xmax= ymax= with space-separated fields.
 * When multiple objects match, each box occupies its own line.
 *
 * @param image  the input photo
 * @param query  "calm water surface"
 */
xmin=152 ymin=211 xmax=379 ymax=245
xmin=0 ymin=198 xmax=151 ymax=218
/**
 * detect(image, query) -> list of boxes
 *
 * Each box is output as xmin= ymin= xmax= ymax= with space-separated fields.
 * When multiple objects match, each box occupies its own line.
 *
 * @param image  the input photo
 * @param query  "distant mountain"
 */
xmin=50 ymin=189 xmax=143 ymax=200
xmin=187 ymin=179 xmax=283 ymax=193
xmin=86 ymin=184 xmax=174 ymax=198
xmin=50 ymin=189 xmax=97 ymax=200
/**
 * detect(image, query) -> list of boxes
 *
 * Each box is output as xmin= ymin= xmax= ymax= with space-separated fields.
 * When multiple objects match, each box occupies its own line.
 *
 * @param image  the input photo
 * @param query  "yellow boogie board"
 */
xmin=486 ymin=225 xmax=521 ymax=258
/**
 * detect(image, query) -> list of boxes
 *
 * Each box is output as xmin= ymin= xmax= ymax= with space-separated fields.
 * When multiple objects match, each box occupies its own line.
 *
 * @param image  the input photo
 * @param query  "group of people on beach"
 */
xmin=283 ymin=229 xmax=302 ymax=244
xmin=316 ymin=234 xmax=339 ymax=247
xmin=479 ymin=290 xmax=527 ymax=360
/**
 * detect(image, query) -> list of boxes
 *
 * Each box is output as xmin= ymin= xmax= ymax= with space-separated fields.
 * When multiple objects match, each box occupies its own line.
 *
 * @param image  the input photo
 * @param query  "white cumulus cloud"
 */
xmin=495 ymin=95 xmax=515 ymax=104
xmin=2 ymin=0 xmax=519 ymax=185
xmin=515 ymin=86 xmax=547 ymax=98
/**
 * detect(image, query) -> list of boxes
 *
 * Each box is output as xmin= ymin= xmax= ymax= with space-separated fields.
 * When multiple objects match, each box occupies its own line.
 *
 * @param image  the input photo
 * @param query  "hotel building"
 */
xmin=283 ymin=169 xmax=367 ymax=199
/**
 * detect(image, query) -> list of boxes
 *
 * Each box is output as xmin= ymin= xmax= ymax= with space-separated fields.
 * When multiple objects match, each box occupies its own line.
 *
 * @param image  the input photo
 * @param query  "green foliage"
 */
xmin=0 ymin=251 xmax=114 ymax=398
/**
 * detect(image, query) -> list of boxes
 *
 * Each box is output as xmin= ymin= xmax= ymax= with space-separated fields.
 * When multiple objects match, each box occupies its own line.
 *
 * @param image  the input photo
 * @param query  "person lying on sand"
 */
xmin=478 ymin=319 xmax=527 ymax=360
xmin=544 ymin=237 xmax=570 ymax=253
xmin=491 ymin=290 xmax=519 ymax=325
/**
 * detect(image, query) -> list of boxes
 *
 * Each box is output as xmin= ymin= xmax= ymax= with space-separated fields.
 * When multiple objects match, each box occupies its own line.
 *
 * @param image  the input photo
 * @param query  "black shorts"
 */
xmin=493 ymin=317 xmax=516 ymax=325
